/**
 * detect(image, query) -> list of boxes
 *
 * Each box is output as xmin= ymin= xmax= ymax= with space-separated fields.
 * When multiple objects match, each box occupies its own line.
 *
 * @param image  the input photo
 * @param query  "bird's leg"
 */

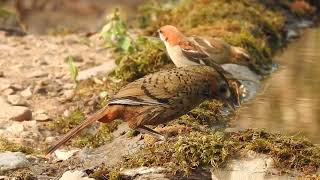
xmin=136 ymin=125 xmax=166 ymax=141
xmin=234 ymin=82 xmax=241 ymax=106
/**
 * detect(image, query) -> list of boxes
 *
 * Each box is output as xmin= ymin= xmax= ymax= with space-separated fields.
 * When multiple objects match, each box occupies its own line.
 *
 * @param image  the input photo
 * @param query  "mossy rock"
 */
xmin=93 ymin=129 xmax=319 ymax=178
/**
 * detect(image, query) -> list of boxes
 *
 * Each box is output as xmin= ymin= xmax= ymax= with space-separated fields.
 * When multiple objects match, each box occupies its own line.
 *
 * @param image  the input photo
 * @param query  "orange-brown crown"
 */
xmin=158 ymin=25 xmax=186 ymax=46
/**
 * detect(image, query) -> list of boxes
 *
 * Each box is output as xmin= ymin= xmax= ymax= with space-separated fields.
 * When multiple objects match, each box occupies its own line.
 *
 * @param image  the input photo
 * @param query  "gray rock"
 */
xmin=27 ymin=70 xmax=48 ymax=78
xmin=121 ymin=167 xmax=169 ymax=180
xmin=33 ymin=85 xmax=47 ymax=95
xmin=54 ymin=149 xmax=79 ymax=161
xmin=296 ymin=20 xmax=313 ymax=28
xmin=34 ymin=113 xmax=50 ymax=121
xmin=0 ymin=152 xmax=29 ymax=172
xmin=0 ymin=79 xmax=11 ymax=91
xmin=222 ymin=64 xmax=261 ymax=101
xmin=78 ymin=134 xmax=144 ymax=168
xmin=212 ymin=151 xmax=292 ymax=180
xmin=20 ymin=87 xmax=32 ymax=98
xmin=63 ymin=83 xmax=75 ymax=90
xmin=59 ymin=170 xmax=94 ymax=180
xmin=34 ymin=57 xmax=49 ymax=66
xmin=2 ymin=123 xmax=24 ymax=137
xmin=76 ymin=61 xmax=116 ymax=81
xmin=9 ymin=84 xmax=23 ymax=91
xmin=120 ymin=167 xmax=212 ymax=180
xmin=0 ymin=97 xmax=32 ymax=121
xmin=287 ymin=29 xmax=299 ymax=40
xmin=7 ymin=94 xmax=28 ymax=106
xmin=63 ymin=90 xmax=75 ymax=100
xmin=2 ymin=88 xmax=14 ymax=96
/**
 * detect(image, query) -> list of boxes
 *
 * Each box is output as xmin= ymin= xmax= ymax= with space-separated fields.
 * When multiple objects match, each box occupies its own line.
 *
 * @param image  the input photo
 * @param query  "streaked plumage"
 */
xmin=46 ymin=66 xmax=235 ymax=156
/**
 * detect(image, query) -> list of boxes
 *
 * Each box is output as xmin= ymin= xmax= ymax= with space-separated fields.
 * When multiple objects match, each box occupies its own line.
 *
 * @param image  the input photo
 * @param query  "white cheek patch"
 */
xmin=159 ymin=33 xmax=165 ymax=42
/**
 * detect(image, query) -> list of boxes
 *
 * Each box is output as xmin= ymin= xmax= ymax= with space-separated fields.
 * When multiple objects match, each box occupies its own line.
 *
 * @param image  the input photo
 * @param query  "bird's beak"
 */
xmin=226 ymin=98 xmax=236 ymax=111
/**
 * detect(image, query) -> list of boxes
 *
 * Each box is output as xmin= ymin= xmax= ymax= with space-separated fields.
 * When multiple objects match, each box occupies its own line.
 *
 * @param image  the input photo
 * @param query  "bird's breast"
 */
xmin=166 ymin=45 xmax=199 ymax=67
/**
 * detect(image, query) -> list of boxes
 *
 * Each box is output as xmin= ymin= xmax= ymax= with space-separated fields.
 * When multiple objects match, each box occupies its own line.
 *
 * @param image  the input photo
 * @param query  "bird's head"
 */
xmin=158 ymin=25 xmax=185 ymax=46
xmin=209 ymin=76 xmax=236 ymax=110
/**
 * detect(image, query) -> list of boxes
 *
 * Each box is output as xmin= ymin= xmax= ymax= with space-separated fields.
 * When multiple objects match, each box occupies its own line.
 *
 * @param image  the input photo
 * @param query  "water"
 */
xmin=235 ymin=27 xmax=320 ymax=144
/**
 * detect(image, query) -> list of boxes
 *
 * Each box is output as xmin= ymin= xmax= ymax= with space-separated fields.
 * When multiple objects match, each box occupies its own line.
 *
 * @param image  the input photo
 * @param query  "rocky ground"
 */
xmin=0 ymin=32 xmax=121 ymax=179
xmin=0 ymin=31 xmax=116 ymax=146
xmin=0 ymin=0 xmax=320 ymax=179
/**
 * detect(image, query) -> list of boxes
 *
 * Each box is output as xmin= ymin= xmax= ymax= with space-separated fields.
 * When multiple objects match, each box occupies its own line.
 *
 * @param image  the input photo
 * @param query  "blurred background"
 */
xmin=0 ymin=0 xmax=146 ymax=34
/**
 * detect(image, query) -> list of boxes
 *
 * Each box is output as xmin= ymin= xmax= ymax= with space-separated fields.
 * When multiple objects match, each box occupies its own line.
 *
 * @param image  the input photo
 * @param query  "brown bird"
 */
xmin=46 ymin=65 xmax=235 ymax=156
xmin=158 ymin=25 xmax=249 ymax=105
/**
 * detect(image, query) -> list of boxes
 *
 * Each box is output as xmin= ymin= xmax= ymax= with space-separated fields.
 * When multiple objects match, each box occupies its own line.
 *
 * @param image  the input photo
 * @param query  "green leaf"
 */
xmin=120 ymin=36 xmax=132 ymax=52
xmin=67 ymin=56 xmax=79 ymax=82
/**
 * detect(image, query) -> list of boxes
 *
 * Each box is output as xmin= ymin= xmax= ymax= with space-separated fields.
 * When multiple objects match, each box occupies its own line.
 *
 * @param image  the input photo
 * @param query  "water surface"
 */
xmin=235 ymin=27 xmax=320 ymax=144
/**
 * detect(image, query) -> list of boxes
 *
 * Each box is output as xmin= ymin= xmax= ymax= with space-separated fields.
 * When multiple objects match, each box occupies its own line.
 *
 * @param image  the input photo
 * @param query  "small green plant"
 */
xmin=100 ymin=9 xmax=169 ymax=81
xmin=66 ymin=56 xmax=79 ymax=82
xmin=100 ymin=8 xmax=134 ymax=52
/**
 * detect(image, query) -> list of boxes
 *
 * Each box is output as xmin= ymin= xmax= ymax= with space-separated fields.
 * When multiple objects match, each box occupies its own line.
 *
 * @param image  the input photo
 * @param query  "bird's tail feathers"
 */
xmin=45 ymin=106 xmax=112 ymax=157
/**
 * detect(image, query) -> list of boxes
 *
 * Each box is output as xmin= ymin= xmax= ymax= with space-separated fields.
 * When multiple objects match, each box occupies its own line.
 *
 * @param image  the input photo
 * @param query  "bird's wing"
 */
xmin=109 ymin=67 xmax=213 ymax=106
xmin=192 ymin=36 xmax=230 ymax=54
xmin=178 ymin=39 xmax=209 ymax=65
xmin=108 ymin=79 xmax=167 ymax=106
xmin=190 ymin=36 xmax=234 ymax=64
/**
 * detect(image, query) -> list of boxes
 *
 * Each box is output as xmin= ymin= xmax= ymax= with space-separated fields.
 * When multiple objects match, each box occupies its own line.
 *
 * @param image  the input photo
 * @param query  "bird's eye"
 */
xmin=218 ymin=84 xmax=230 ymax=97
xmin=158 ymin=30 xmax=163 ymax=34
xmin=219 ymin=85 xmax=227 ymax=94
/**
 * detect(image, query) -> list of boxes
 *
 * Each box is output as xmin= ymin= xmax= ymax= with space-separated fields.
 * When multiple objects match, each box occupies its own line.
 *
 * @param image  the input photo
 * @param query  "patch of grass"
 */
xmin=49 ymin=108 xmax=85 ymax=134
xmin=0 ymin=137 xmax=35 ymax=154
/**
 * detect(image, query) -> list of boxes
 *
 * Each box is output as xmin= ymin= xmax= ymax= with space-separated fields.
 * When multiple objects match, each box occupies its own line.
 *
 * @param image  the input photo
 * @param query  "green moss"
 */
xmin=231 ymin=129 xmax=320 ymax=174
xmin=0 ymin=137 xmax=35 ymax=154
xmin=93 ymin=129 xmax=319 ymax=178
xmin=89 ymin=166 xmax=120 ymax=180
xmin=187 ymin=100 xmax=223 ymax=125
xmin=121 ymin=131 xmax=230 ymax=175
xmin=111 ymin=37 xmax=170 ymax=81
xmin=72 ymin=120 xmax=121 ymax=148
xmin=49 ymin=108 xmax=85 ymax=133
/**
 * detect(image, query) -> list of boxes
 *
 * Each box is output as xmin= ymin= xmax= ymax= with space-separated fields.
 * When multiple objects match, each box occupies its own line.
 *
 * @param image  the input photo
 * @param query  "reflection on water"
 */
xmin=235 ymin=27 xmax=320 ymax=143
